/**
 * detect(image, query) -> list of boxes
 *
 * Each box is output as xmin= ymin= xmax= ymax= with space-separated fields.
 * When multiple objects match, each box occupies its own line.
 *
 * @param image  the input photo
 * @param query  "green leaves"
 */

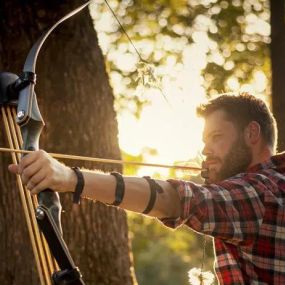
xmin=128 ymin=213 xmax=215 ymax=285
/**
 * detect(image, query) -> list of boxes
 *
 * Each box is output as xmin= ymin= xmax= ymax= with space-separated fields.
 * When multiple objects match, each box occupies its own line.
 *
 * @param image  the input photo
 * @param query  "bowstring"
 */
xmin=103 ymin=0 xmax=145 ymax=63
xmin=103 ymin=0 xmax=170 ymax=106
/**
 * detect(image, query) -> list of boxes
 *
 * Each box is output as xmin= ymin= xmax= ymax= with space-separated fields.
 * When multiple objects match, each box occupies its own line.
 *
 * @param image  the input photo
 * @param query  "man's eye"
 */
xmin=212 ymin=134 xmax=222 ymax=141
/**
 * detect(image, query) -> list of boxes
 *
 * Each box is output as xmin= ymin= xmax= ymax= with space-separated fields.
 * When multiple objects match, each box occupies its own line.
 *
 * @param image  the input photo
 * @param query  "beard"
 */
xmin=205 ymin=135 xmax=253 ymax=183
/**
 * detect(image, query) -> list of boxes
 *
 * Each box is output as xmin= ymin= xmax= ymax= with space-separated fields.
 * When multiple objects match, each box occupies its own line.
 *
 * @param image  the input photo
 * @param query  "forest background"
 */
xmin=0 ymin=1 xmax=284 ymax=285
xmin=91 ymin=0 xmax=282 ymax=284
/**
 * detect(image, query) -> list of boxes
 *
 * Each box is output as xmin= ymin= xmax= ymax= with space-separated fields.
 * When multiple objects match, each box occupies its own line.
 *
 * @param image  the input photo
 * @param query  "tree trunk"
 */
xmin=0 ymin=1 xmax=136 ymax=284
xmin=270 ymin=0 xmax=285 ymax=152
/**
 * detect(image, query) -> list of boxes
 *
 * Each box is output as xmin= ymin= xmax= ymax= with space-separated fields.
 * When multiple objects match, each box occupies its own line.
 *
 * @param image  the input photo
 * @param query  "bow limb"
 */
xmin=16 ymin=1 xmax=92 ymax=232
xmin=0 ymin=2 xmax=92 ymax=284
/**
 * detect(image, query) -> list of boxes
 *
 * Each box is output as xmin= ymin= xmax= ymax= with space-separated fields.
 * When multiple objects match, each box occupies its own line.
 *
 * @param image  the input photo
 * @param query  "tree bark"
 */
xmin=270 ymin=0 xmax=285 ymax=151
xmin=0 ymin=1 xmax=136 ymax=284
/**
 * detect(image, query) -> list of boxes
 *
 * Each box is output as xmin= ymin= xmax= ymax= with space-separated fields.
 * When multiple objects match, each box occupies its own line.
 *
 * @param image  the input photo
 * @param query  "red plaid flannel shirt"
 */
xmin=160 ymin=153 xmax=285 ymax=284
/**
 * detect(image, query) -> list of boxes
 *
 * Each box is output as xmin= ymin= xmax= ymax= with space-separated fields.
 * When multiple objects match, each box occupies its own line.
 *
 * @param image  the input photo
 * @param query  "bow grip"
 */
xmin=18 ymin=87 xmax=63 ymax=233
xmin=38 ymin=191 xmax=63 ymax=234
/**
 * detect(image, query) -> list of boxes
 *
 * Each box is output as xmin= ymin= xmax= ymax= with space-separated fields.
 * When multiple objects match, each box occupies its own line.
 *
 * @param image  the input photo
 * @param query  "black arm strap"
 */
xmin=72 ymin=167 xmax=85 ymax=204
xmin=110 ymin=172 xmax=125 ymax=206
xmin=142 ymin=176 xmax=163 ymax=214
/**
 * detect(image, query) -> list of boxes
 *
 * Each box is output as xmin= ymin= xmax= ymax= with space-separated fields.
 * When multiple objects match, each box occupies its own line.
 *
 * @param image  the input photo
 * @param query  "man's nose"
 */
xmin=202 ymin=143 xmax=212 ymax=156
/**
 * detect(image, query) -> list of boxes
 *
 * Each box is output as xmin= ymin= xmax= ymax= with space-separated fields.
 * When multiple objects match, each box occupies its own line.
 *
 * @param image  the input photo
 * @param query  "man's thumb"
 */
xmin=8 ymin=164 xmax=19 ymax=174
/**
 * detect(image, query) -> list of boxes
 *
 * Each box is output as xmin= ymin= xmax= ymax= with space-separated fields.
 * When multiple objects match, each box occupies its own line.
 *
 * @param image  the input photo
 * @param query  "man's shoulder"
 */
xmin=271 ymin=152 xmax=285 ymax=170
xmin=246 ymin=152 xmax=285 ymax=174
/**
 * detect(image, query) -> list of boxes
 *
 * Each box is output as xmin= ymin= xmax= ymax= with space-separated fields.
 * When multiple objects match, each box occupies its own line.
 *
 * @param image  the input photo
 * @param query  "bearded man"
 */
xmin=9 ymin=93 xmax=285 ymax=284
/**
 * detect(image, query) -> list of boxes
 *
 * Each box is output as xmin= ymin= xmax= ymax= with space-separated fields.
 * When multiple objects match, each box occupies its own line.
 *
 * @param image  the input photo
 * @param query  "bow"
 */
xmin=0 ymin=2 xmax=206 ymax=284
xmin=0 ymin=2 xmax=92 ymax=284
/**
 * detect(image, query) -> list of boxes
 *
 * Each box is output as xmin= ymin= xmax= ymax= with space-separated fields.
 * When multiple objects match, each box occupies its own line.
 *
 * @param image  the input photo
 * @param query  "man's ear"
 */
xmin=244 ymin=121 xmax=261 ymax=145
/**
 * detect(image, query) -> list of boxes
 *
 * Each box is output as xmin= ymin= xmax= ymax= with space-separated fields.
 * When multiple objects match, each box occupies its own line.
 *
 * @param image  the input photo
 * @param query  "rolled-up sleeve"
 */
xmin=159 ymin=173 xmax=267 ymax=244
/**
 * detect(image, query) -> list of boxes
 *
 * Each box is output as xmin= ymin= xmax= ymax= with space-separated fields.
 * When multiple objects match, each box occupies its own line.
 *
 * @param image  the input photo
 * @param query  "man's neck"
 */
xmin=249 ymin=146 xmax=273 ymax=168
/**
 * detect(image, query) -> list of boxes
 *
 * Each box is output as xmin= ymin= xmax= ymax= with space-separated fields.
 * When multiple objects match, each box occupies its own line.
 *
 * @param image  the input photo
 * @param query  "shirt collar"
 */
xmin=247 ymin=152 xmax=285 ymax=173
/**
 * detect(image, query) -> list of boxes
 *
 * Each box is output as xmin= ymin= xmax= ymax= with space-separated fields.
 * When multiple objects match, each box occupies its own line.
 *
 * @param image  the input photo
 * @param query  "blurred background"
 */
xmin=1 ymin=1 xmax=283 ymax=284
xmin=89 ymin=1 xmax=276 ymax=284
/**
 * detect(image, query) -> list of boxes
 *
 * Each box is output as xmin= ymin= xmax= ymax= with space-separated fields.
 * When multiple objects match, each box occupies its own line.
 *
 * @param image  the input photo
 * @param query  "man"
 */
xmin=9 ymin=93 xmax=285 ymax=284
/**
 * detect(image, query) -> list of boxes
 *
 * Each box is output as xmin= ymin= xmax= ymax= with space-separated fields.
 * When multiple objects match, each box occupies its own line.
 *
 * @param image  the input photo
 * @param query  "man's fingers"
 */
xmin=8 ymin=164 xmax=20 ymax=174
xmin=18 ymin=150 xmax=48 ymax=173
xmin=21 ymin=159 xmax=43 ymax=184
xmin=8 ymin=151 xmax=45 ymax=175
xmin=30 ymin=179 xmax=50 ymax=195
xmin=26 ymin=169 xmax=46 ymax=191
xmin=8 ymin=150 xmax=67 ymax=194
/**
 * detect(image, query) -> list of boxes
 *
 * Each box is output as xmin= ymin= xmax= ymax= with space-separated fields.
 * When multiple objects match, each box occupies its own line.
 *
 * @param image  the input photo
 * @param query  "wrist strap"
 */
xmin=110 ymin=172 xmax=125 ymax=206
xmin=72 ymin=167 xmax=85 ymax=204
xmin=142 ymin=176 xmax=163 ymax=214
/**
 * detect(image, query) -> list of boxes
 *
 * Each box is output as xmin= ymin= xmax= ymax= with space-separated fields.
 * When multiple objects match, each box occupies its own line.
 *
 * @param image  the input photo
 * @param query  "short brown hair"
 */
xmin=196 ymin=93 xmax=277 ymax=151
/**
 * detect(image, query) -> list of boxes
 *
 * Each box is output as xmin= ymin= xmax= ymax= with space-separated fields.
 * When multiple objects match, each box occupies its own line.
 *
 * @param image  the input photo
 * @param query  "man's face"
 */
xmin=202 ymin=109 xmax=252 ymax=183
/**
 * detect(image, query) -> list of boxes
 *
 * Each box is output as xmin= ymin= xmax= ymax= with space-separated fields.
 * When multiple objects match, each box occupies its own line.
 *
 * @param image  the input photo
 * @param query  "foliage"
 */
xmin=91 ymin=0 xmax=271 ymax=117
xmin=90 ymin=0 xmax=208 ymax=116
xmin=202 ymin=0 xmax=271 ymax=96
xmin=122 ymin=150 xmax=216 ymax=284
xmin=122 ymin=147 xmax=158 ymax=175
xmin=91 ymin=1 xmax=272 ymax=284
xmin=128 ymin=213 xmax=216 ymax=285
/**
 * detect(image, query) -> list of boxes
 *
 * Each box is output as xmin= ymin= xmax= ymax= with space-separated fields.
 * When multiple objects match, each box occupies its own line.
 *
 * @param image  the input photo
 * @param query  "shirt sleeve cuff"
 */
xmin=158 ymin=179 xmax=194 ymax=229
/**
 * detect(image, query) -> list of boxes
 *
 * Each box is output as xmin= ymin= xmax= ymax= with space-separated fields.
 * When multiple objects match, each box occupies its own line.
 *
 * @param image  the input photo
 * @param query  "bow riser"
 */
xmin=0 ymin=2 xmax=91 ymax=283
xmin=0 ymin=71 xmax=62 ymax=232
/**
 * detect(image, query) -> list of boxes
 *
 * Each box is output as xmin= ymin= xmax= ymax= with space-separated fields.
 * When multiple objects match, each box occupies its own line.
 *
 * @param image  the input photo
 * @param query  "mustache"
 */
xmin=203 ymin=156 xmax=222 ymax=165
xmin=201 ymin=157 xmax=222 ymax=183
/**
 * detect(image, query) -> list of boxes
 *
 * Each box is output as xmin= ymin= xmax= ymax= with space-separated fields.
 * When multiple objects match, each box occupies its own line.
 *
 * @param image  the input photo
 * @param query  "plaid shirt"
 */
xmin=160 ymin=153 xmax=285 ymax=284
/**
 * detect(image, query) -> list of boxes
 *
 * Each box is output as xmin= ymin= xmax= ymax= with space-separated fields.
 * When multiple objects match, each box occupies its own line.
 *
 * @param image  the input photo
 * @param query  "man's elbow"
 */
xmin=152 ymin=183 xmax=181 ymax=219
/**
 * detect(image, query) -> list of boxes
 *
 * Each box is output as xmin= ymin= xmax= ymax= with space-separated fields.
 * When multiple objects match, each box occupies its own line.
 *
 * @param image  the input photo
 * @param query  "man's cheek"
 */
xmin=215 ymin=139 xmax=231 ymax=155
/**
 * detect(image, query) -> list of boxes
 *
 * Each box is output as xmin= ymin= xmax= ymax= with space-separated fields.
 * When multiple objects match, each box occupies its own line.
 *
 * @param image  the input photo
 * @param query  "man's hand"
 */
xmin=8 ymin=150 xmax=77 ymax=195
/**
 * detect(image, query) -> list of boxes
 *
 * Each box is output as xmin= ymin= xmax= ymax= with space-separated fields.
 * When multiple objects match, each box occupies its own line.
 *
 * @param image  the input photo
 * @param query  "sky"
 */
xmin=112 ymin=43 xmax=209 ymax=177
xmin=117 ymin=44 xmax=208 ymax=162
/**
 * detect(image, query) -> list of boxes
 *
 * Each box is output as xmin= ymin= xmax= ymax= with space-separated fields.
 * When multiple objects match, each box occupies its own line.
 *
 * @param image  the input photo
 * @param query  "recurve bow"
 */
xmin=0 ymin=2 xmax=93 ymax=284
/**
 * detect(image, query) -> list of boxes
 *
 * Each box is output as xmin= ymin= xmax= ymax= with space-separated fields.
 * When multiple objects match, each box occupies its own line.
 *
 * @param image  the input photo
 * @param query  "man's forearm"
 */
xmin=77 ymin=170 xmax=181 ymax=219
xmin=8 ymin=150 xmax=181 ymax=219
